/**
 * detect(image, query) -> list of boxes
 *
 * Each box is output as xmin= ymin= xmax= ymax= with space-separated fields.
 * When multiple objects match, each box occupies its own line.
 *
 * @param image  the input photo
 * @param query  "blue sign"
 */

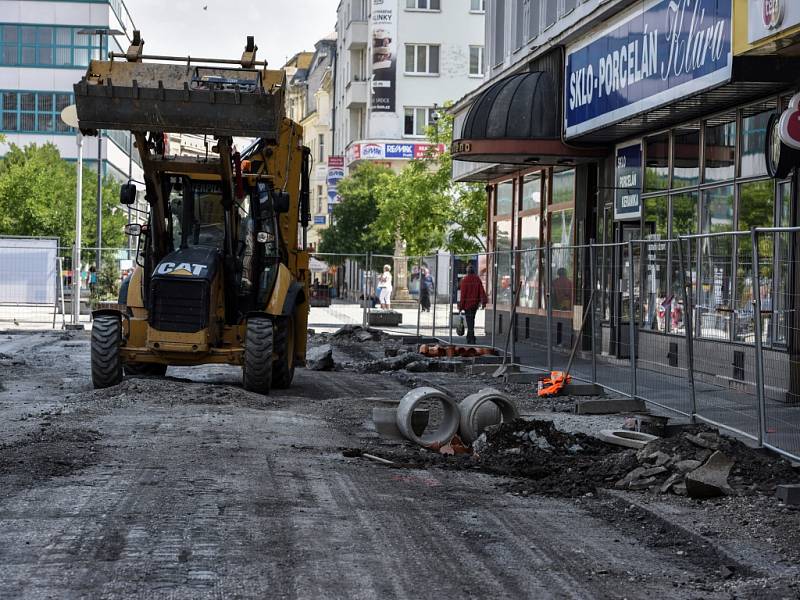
xmin=565 ymin=0 xmax=732 ymax=138
xmin=615 ymin=143 xmax=642 ymax=220
xmin=385 ymin=143 xmax=415 ymax=159
xmin=313 ymin=215 xmax=327 ymax=225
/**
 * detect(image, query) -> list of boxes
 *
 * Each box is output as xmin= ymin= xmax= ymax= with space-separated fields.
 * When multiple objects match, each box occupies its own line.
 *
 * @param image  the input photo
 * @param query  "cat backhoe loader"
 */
xmin=75 ymin=33 xmax=311 ymax=394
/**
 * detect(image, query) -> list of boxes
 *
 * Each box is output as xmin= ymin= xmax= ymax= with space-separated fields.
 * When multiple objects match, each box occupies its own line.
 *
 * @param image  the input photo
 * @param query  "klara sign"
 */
xmin=565 ymin=0 xmax=732 ymax=138
xmin=615 ymin=143 xmax=642 ymax=221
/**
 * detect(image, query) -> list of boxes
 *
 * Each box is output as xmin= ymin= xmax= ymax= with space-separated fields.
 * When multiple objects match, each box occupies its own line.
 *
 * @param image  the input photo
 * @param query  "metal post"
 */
xmin=491 ymin=251 xmax=498 ymax=350
xmin=432 ymin=253 xmax=439 ymax=338
xmin=510 ymin=249 xmax=517 ymax=366
xmin=590 ymin=241 xmax=597 ymax=384
xmin=627 ymin=240 xmax=638 ymax=399
xmin=363 ymin=252 xmax=370 ymax=328
xmin=751 ymin=228 xmax=767 ymax=447
xmin=546 ymin=243 xmax=553 ymax=372
xmin=448 ymin=252 xmax=455 ymax=346
xmin=72 ymin=133 xmax=84 ymax=328
xmin=96 ymin=129 xmax=103 ymax=272
xmin=677 ymin=237 xmax=697 ymax=420
xmin=416 ymin=256 xmax=422 ymax=340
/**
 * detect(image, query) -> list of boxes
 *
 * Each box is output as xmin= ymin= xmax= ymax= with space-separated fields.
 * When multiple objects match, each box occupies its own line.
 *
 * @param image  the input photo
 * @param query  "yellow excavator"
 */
xmin=74 ymin=33 xmax=310 ymax=394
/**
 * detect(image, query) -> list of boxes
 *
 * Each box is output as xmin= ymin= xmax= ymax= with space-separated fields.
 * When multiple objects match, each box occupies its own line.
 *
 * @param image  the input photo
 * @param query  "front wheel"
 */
xmin=272 ymin=315 xmax=295 ymax=389
xmin=91 ymin=315 xmax=123 ymax=389
xmin=243 ymin=317 xmax=273 ymax=394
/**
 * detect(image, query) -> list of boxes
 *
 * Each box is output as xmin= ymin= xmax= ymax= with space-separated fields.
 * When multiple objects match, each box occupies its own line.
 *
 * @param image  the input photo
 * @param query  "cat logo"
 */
xmin=156 ymin=262 xmax=208 ymax=276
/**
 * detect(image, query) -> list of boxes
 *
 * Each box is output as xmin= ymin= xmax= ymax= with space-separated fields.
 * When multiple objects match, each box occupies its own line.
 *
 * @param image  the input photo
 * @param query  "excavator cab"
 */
xmin=76 ymin=33 xmax=311 ymax=395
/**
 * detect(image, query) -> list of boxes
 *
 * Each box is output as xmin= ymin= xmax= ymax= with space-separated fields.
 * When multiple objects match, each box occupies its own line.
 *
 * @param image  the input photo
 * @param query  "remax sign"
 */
xmin=565 ymin=0 xmax=732 ymax=138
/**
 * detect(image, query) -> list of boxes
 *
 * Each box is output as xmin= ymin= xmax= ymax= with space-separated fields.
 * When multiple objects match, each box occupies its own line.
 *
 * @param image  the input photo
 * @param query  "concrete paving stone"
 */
xmin=776 ymin=484 xmax=800 ymax=505
xmin=575 ymin=397 xmax=647 ymax=415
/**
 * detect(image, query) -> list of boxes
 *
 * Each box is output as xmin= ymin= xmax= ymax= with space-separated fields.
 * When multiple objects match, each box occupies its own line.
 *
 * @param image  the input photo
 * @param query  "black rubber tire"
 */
xmin=272 ymin=316 xmax=295 ymax=389
xmin=124 ymin=362 xmax=168 ymax=377
xmin=243 ymin=317 xmax=273 ymax=394
xmin=91 ymin=315 xmax=123 ymax=389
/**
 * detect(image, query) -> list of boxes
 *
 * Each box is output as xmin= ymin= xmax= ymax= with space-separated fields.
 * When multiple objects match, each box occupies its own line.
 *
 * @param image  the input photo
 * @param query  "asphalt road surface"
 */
xmin=0 ymin=331 xmax=759 ymax=599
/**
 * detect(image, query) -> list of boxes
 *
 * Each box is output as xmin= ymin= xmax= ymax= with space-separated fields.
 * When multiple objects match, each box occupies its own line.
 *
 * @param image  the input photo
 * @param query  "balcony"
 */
xmin=345 ymin=80 xmax=367 ymax=108
xmin=345 ymin=19 xmax=368 ymax=50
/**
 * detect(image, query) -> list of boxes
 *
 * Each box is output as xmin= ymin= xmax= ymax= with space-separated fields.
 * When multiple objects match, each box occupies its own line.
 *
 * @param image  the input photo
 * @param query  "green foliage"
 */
xmin=0 ymin=141 xmax=126 ymax=249
xmin=318 ymin=162 xmax=395 ymax=258
xmin=92 ymin=259 xmax=121 ymax=304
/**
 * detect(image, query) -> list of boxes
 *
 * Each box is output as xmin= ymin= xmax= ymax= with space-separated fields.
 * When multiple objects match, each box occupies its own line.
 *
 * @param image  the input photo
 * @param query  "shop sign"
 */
xmin=313 ymin=216 xmax=327 ymax=225
xmin=345 ymin=143 xmax=445 ymax=164
xmin=565 ymin=0 xmax=732 ymax=138
xmin=749 ymin=0 xmax=799 ymax=43
xmin=326 ymin=156 xmax=345 ymax=202
xmin=369 ymin=0 xmax=397 ymax=112
xmin=615 ymin=142 xmax=642 ymax=221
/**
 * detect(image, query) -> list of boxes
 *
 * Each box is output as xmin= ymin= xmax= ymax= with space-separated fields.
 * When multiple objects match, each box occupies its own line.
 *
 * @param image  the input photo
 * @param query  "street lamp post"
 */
xmin=77 ymin=28 xmax=123 ymax=274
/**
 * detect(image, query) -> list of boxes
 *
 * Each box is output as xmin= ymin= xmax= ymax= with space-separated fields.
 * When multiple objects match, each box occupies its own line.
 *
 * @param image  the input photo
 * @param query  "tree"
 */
xmin=370 ymin=106 xmax=487 ymax=256
xmin=318 ymin=162 xmax=395 ymax=258
xmin=0 ymin=142 xmax=126 ymax=249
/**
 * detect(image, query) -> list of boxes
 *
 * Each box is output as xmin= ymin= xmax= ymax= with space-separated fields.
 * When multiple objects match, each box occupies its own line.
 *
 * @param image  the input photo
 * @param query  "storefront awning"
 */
xmin=451 ymin=71 xmax=607 ymax=168
xmin=309 ymin=257 xmax=329 ymax=273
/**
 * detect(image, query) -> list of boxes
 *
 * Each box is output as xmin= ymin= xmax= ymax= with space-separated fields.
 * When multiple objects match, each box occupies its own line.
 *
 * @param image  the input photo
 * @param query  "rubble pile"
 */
xmin=614 ymin=427 xmax=800 ymax=498
xmin=330 ymin=325 xmax=385 ymax=343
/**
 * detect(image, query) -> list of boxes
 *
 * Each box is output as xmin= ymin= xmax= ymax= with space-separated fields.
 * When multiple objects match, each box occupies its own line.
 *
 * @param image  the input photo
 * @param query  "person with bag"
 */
xmin=378 ymin=264 xmax=393 ymax=309
xmin=458 ymin=263 xmax=487 ymax=345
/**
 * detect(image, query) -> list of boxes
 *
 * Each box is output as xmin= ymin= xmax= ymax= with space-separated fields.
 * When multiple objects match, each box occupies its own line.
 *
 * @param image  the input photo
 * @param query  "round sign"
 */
xmin=763 ymin=0 xmax=784 ymax=30
xmin=60 ymin=104 xmax=79 ymax=128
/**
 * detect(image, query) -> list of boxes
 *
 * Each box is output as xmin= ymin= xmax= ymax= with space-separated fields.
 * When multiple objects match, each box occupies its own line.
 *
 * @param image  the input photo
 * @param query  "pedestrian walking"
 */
xmin=458 ymin=263 xmax=487 ymax=345
xmin=378 ymin=264 xmax=393 ymax=309
xmin=419 ymin=267 xmax=433 ymax=312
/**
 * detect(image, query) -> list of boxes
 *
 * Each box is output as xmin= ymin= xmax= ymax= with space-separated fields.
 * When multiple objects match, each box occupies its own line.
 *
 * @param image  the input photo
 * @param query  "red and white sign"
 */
xmin=778 ymin=92 xmax=800 ymax=150
xmin=327 ymin=155 xmax=344 ymax=168
xmin=763 ymin=0 xmax=784 ymax=29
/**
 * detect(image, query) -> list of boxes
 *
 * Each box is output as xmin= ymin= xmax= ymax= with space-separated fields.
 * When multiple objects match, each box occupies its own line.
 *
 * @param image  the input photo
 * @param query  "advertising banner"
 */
xmin=565 ymin=0 xmax=732 ymax=138
xmin=615 ymin=143 xmax=642 ymax=221
xmin=370 ymin=0 xmax=397 ymax=112
xmin=345 ymin=143 xmax=445 ymax=165
xmin=749 ymin=0 xmax=800 ymax=44
xmin=326 ymin=155 xmax=345 ymax=203
xmin=313 ymin=216 xmax=327 ymax=225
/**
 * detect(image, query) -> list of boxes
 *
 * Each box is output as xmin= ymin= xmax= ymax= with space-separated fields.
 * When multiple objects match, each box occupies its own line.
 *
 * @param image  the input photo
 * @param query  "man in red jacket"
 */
xmin=458 ymin=263 xmax=488 ymax=344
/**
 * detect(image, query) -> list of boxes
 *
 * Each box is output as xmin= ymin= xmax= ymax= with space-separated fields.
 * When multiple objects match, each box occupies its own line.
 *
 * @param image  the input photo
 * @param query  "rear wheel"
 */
xmin=124 ymin=362 xmax=168 ymax=377
xmin=272 ymin=315 xmax=295 ymax=389
xmin=243 ymin=317 xmax=273 ymax=394
xmin=91 ymin=315 xmax=123 ymax=389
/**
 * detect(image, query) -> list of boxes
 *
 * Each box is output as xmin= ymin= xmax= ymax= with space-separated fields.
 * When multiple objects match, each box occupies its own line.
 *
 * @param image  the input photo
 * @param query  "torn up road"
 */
xmin=0 ymin=331 xmax=799 ymax=599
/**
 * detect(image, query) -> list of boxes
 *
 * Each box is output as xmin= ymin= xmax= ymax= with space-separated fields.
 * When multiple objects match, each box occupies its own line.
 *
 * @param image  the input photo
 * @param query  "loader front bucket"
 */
xmin=74 ymin=60 xmax=286 ymax=139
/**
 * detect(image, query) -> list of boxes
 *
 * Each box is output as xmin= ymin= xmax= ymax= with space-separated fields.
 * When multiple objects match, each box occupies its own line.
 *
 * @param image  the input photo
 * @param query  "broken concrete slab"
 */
xmin=685 ymin=432 xmax=720 ymax=450
xmin=405 ymin=361 xmax=430 ymax=373
xmin=306 ymin=344 xmax=334 ymax=371
xmin=575 ymin=397 xmax=647 ymax=415
xmin=675 ymin=459 xmax=703 ymax=473
xmin=367 ymin=311 xmax=402 ymax=327
xmin=685 ymin=451 xmax=734 ymax=499
xmin=660 ymin=473 xmax=682 ymax=494
xmin=776 ymin=484 xmax=800 ymax=505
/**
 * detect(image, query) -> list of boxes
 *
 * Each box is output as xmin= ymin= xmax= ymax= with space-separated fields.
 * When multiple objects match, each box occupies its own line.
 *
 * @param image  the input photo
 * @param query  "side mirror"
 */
xmin=272 ymin=190 xmax=290 ymax=213
xmin=124 ymin=223 xmax=142 ymax=236
xmin=120 ymin=183 xmax=137 ymax=205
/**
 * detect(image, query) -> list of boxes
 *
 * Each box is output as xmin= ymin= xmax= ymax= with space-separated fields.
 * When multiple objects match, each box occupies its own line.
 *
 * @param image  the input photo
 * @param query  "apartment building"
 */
xmin=334 ymin=0 xmax=485 ymax=173
xmin=0 ymin=0 xmax=142 ymax=183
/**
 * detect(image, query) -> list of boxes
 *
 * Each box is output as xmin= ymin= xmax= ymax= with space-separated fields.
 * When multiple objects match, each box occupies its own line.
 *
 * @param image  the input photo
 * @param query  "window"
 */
xmin=741 ymin=106 xmax=774 ymax=178
xmin=406 ymin=0 xmax=440 ymax=9
xmin=494 ymin=220 xmax=513 ymax=306
xmin=470 ymin=0 xmax=486 ymax=12
xmin=469 ymin=46 xmax=484 ymax=76
xmin=404 ymin=44 xmax=440 ymax=75
xmin=318 ymin=133 xmax=325 ymax=163
xmin=495 ymin=181 xmax=514 ymax=216
xmin=672 ymin=126 xmax=699 ymax=188
xmin=514 ymin=0 xmax=524 ymax=50
xmin=521 ymin=174 xmax=541 ymax=211
xmin=316 ymin=185 xmax=324 ymax=214
xmin=404 ymin=106 xmax=434 ymax=137
xmin=527 ymin=0 xmax=540 ymax=40
xmin=552 ymin=169 xmax=575 ymax=205
xmin=0 ymin=24 xmax=104 ymax=68
xmin=550 ymin=208 xmax=574 ymax=311
xmin=544 ymin=0 xmax=558 ymax=28
xmin=644 ymin=133 xmax=669 ymax=192
xmin=493 ymin=0 xmax=505 ymax=66
xmin=519 ymin=214 xmax=541 ymax=308
xmin=704 ymin=116 xmax=736 ymax=183
xmin=0 ymin=90 xmax=73 ymax=133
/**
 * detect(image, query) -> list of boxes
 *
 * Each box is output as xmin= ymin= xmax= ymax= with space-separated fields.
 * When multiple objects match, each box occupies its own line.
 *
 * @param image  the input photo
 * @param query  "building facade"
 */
xmin=451 ymin=0 xmax=800 ymax=401
xmin=0 ymin=0 xmax=142 ymax=183
xmin=333 ymin=0 xmax=485 ymax=174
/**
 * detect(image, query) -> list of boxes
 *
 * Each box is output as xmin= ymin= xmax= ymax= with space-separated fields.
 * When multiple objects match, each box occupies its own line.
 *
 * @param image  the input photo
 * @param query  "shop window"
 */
xmin=495 ymin=180 xmax=513 ymax=216
xmin=519 ymin=214 xmax=541 ymax=308
xmin=552 ymin=169 xmax=574 ymax=205
xmin=494 ymin=220 xmax=513 ymax=306
xmin=643 ymin=196 xmax=668 ymax=239
xmin=550 ymin=208 xmax=574 ymax=311
xmin=672 ymin=126 xmax=699 ymax=188
xmin=704 ymin=117 xmax=736 ymax=183
xmin=671 ymin=192 xmax=698 ymax=235
xmin=697 ymin=186 xmax=734 ymax=340
xmin=521 ymin=173 xmax=541 ymax=211
xmin=740 ymin=107 xmax=773 ymax=178
xmin=775 ymin=182 xmax=792 ymax=345
xmin=669 ymin=192 xmax=698 ymax=334
xmin=644 ymin=133 xmax=669 ymax=192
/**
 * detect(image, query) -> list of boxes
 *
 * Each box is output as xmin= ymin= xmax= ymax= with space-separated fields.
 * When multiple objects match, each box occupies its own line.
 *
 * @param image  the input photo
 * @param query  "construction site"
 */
xmin=2 ymin=6 xmax=800 ymax=598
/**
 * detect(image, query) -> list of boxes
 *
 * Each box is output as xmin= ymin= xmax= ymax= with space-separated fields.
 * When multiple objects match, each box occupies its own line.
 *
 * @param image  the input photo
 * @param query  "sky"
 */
xmin=130 ymin=0 xmax=339 ymax=67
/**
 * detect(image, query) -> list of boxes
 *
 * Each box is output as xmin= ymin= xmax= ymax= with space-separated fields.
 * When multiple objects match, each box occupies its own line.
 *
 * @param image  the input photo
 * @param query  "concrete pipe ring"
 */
xmin=458 ymin=388 xmax=520 ymax=445
xmin=395 ymin=387 xmax=460 ymax=447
